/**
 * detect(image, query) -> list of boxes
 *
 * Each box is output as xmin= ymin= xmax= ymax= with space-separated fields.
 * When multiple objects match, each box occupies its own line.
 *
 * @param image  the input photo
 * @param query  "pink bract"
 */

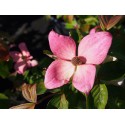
xmin=44 ymin=28 xmax=112 ymax=94
xmin=10 ymin=42 xmax=38 ymax=74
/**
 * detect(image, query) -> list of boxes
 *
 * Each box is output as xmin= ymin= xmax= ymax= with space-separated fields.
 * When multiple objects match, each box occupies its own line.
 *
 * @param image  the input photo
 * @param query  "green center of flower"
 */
xmin=71 ymin=56 xmax=86 ymax=66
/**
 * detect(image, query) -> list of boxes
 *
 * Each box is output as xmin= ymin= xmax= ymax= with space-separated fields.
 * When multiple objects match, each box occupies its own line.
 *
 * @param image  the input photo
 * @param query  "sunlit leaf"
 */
xmin=0 ymin=93 xmax=10 ymax=109
xmin=10 ymin=103 xmax=35 ymax=109
xmin=22 ymin=83 xmax=37 ymax=103
xmin=0 ymin=93 xmax=8 ymax=99
xmin=65 ymin=23 xmax=74 ymax=29
xmin=63 ymin=15 xmax=74 ymax=23
xmin=80 ymin=24 xmax=90 ymax=33
xmin=60 ymin=94 xmax=69 ymax=108
xmin=91 ymin=84 xmax=108 ymax=109
xmin=84 ymin=16 xmax=98 ymax=25
xmin=65 ymin=20 xmax=78 ymax=29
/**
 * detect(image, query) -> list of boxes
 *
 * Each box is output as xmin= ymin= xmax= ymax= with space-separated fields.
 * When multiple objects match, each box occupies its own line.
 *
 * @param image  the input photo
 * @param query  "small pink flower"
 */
xmin=10 ymin=42 xmax=38 ymax=74
xmin=44 ymin=28 xmax=112 ymax=95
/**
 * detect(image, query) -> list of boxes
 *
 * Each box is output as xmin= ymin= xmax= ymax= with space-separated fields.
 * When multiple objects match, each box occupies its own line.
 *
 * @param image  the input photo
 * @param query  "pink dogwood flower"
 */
xmin=10 ymin=42 xmax=38 ymax=74
xmin=44 ymin=28 xmax=112 ymax=95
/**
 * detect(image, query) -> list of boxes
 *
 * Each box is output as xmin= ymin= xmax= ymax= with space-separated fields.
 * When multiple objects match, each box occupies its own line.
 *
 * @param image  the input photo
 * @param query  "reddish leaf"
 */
xmin=0 ymin=41 xmax=9 ymax=61
xmin=22 ymin=83 xmax=37 ymax=103
xmin=98 ymin=15 xmax=123 ymax=30
xmin=10 ymin=103 xmax=35 ymax=109
xmin=107 ymin=16 xmax=123 ymax=30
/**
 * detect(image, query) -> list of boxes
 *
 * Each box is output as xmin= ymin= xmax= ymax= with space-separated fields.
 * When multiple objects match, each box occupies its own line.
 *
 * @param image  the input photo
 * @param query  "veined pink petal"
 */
xmin=19 ymin=42 xmax=30 ymax=57
xmin=14 ymin=61 xmax=27 ymax=74
xmin=27 ymin=60 xmax=38 ymax=67
xmin=73 ymin=64 xmax=96 ymax=95
xmin=9 ymin=51 xmax=22 ymax=62
xmin=44 ymin=59 xmax=75 ymax=89
xmin=49 ymin=30 xmax=76 ymax=60
xmin=78 ymin=31 xmax=112 ymax=64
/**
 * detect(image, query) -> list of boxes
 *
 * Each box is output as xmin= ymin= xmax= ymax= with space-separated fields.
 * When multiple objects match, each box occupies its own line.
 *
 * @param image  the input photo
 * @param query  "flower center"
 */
xmin=71 ymin=56 xmax=86 ymax=66
xmin=22 ymin=56 xmax=29 ymax=63
xmin=22 ymin=56 xmax=26 ymax=60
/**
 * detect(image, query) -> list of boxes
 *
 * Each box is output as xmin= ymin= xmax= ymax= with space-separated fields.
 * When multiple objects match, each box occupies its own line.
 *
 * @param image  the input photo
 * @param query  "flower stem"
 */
xmin=85 ymin=94 xmax=89 ymax=109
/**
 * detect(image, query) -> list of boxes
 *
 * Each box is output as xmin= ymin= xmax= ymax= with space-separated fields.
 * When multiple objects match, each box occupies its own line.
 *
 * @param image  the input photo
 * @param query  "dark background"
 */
xmin=0 ymin=16 xmax=70 ymax=108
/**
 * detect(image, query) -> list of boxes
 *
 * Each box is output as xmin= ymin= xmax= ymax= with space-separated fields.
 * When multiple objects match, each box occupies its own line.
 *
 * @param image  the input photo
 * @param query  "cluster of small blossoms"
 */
xmin=10 ymin=42 xmax=38 ymax=74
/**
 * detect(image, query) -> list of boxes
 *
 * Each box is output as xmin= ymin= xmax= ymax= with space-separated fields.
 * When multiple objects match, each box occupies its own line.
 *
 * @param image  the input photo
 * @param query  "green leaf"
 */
xmin=98 ymin=60 xmax=125 ymax=81
xmin=0 ymin=61 xmax=10 ymax=78
xmin=91 ymin=84 xmax=108 ymax=109
xmin=65 ymin=20 xmax=78 ymax=29
xmin=76 ymin=29 xmax=83 ymax=43
xmin=85 ymin=93 xmax=95 ymax=109
xmin=43 ymin=50 xmax=52 ymax=55
xmin=47 ymin=94 xmax=68 ymax=109
xmin=84 ymin=16 xmax=98 ymax=25
xmin=69 ymin=29 xmax=83 ymax=44
xmin=56 ymin=15 xmax=62 ymax=19
xmin=23 ymin=66 xmax=44 ymax=84
xmin=43 ymin=50 xmax=56 ymax=59
xmin=62 ymin=84 xmax=86 ymax=109
xmin=80 ymin=24 xmax=90 ymax=33
xmin=65 ymin=23 xmax=74 ymax=29
xmin=0 ymin=93 xmax=10 ymax=109
xmin=23 ymin=70 xmax=30 ymax=79
xmin=39 ymin=57 xmax=53 ymax=68
xmin=36 ymin=82 xmax=47 ymax=95
xmin=0 ymin=93 xmax=8 ymax=99
xmin=107 ymin=85 xmax=125 ymax=109
xmin=60 ymin=94 xmax=69 ymax=109
xmin=69 ymin=30 xmax=79 ymax=42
